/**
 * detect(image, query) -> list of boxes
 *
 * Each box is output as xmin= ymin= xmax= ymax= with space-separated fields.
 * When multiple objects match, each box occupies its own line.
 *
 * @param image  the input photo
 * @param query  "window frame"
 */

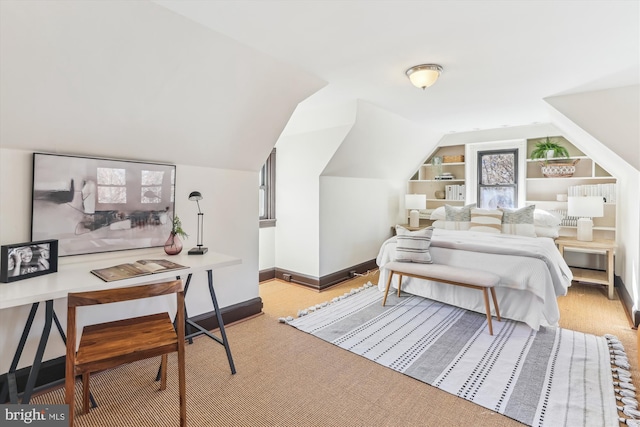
xmin=259 ymin=148 xmax=276 ymax=228
xmin=476 ymin=148 xmax=518 ymax=209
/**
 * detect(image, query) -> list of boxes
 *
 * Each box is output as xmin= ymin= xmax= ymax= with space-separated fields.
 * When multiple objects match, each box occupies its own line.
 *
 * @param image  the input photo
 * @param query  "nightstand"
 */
xmin=554 ymin=237 xmax=616 ymax=299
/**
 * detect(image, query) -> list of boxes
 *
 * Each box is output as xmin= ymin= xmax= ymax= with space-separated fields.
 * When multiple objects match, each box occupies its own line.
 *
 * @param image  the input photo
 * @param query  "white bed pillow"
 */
xmin=469 ymin=208 xmax=503 ymax=233
xmin=501 ymin=205 xmax=537 ymax=237
xmin=432 ymin=220 xmax=471 ymax=231
xmin=394 ymin=225 xmax=434 ymax=264
xmin=430 ymin=206 xmax=446 ymax=220
xmin=534 ymin=209 xmax=563 ymax=227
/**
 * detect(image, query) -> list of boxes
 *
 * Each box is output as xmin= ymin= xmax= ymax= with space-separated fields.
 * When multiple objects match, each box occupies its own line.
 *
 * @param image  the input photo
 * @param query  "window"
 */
xmin=259 ymin=148 xmax=276 ymax=227
xmin=477 ymin=149 xmax=518 ymax=209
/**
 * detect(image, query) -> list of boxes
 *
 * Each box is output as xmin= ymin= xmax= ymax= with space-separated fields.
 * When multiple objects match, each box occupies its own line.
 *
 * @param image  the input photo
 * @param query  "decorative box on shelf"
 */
xmin=540 ymin=159 xmax=580 ymax=178
xmin=442 ymin=155 xmax=464 ymax=163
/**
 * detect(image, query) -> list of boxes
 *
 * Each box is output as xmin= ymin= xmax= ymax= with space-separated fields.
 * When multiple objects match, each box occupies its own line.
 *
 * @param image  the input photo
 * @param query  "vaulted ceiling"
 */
xmin=155 ymin=0 xmax=639 ymax=134
xmin=2 ymin=1 xmax=637 ymax=172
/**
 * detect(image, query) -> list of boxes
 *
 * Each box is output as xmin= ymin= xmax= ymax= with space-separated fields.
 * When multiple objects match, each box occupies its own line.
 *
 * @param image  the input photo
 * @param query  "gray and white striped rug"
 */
xmin=286 ymin=284 xmax=633 ymax=427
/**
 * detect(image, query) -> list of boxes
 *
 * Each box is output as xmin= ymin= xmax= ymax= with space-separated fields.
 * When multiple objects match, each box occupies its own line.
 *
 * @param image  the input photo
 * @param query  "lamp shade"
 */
xmin=405 ymin=194 xmax=426 ymax=210
xmin=188 ymin=191 xmax=203 ymax=201
xmin=567 ymin=196 xmax=604 ymax=218
xmin=406 ymin=64 xmax=443 ymax=89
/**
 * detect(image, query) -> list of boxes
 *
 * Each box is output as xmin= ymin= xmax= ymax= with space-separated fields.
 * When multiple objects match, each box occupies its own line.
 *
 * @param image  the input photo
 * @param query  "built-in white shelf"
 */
xmin=526 ymin=176 xmax=614 ymax=181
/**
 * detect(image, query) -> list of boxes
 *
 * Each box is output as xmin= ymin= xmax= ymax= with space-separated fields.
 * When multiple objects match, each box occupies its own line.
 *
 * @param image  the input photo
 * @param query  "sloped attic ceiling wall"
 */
xmin=0 ymin=1 xmax=326 ymax=171
xmin=321 ymin=101 xmax=441 ymax=180
xmin=545 ymin=85 xmax=640 ymax=172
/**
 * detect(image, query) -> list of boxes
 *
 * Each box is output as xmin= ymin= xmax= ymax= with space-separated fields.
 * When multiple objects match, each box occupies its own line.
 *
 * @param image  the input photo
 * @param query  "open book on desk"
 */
xmin=91 ymin=259 xmax=188 ymax=282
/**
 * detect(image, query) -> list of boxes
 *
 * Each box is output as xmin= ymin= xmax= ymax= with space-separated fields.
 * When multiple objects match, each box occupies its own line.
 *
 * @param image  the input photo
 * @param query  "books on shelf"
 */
xmin=568 ymin=183 xmax=616 ymax=203
xmin=435 ymin=172 xmax=455 ymax=180
xmin=91 ymin=259 xmax=188 ymax=282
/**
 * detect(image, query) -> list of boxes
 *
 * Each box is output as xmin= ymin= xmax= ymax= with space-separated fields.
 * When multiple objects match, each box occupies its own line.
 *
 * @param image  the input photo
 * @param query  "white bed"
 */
xmin=376 ymin=228 xmax=573 ymax=330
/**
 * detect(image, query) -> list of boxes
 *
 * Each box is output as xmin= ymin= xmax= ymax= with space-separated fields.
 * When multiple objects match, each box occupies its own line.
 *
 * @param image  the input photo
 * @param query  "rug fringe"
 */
xmin=277 ymin=282 xmax=375 ymax=324
xmin=620 ymin=417 xmax=640 ymax=427
xmin=606 ymin=334 xmax=639 ymax=426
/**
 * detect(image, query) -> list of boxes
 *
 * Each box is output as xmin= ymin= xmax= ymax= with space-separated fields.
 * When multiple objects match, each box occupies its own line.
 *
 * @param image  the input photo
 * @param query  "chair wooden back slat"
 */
xmin=68 ymin=280 xmax=183 ymax=307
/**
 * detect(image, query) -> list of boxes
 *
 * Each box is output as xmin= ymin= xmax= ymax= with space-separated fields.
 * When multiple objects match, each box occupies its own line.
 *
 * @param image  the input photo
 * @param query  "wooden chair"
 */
xmin=65 ymin=280 xmax=186 ymax=426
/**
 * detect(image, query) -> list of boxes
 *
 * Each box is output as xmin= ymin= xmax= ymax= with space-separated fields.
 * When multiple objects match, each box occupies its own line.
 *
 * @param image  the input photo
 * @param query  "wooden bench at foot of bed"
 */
xmin=382 ymin=262 xmax=502 ymax=335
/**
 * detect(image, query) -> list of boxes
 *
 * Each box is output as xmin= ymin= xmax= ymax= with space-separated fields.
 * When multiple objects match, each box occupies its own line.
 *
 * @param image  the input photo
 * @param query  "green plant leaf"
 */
xmin=530 ymin=137 xmax=570 ymax=162
xmin=171 ymin=215 xmax=189 ymax=239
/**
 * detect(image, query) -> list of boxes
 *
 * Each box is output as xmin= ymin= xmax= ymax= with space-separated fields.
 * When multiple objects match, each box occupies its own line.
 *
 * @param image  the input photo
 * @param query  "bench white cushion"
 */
xmin=385 ymin=262 xmax=500 ymax=288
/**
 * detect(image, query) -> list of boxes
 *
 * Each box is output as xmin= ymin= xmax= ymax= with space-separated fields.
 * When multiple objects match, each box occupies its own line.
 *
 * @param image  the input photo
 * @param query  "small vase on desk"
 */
xmin=164 ymin=233 xmax=183 ymax=255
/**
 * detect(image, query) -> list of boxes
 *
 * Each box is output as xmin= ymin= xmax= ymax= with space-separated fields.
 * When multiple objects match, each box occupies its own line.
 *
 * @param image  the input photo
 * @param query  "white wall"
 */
xmin=545 ymin=86 xmax=640 ymax=171
xmin=259 ymin=226 xmax=276 ymax=271
xmin=319 ymin=176 xmax=404 ymax=276
xmin=322 ymin=101 xmax=440 ymax=180
xmin=275 ymin=126 xmax=351 ymax=277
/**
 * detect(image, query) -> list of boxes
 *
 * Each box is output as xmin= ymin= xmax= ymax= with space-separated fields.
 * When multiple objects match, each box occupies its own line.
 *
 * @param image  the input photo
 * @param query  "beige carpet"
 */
xmin=32 ymin=273 xmax=637 ymax=426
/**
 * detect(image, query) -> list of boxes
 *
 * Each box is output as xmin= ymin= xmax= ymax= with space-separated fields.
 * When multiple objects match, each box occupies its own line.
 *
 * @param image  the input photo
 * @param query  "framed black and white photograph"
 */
xmin=31 ymin=153 xmax=176 ymax=256
xmin=1 ymin=240 xmax=59 ymax=283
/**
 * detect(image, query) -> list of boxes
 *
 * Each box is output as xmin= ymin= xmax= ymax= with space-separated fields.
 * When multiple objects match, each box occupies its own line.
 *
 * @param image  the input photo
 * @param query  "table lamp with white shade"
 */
xmin=405 ymin=194 xmax=427 ymax=228
xmin=567 ymin=196 xmax=604 ymax=241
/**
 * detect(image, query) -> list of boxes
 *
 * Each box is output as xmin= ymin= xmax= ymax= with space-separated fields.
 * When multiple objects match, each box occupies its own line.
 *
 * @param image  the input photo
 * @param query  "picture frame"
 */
xmin=31 ymin=153 xmax=176 ymax=256
xmin=1 ymin=240 xmax=59 ymax=283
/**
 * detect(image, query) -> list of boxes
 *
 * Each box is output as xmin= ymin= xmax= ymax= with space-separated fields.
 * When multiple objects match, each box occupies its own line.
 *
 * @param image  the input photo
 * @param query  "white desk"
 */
xmin=0 ymin=251 xmax=240 ymax=309
xmin=0 ymin=250 xmax=241 ymax=404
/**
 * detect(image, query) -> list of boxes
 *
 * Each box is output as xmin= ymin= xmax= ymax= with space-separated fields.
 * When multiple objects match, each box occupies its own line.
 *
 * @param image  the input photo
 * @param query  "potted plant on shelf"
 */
xmin=530 ymin=137 xmax=578 ymax=177
xmin=164 ymin=215 xmax=188 ymax=255
xmin=530 ymin=137 xmax=570 ymax=163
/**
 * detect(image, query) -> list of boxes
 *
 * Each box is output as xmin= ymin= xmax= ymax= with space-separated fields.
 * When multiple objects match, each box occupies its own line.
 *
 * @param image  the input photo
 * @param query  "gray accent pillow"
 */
xmin=444 ymin=204 xmax=473 ymax=222
xmin=394 ymin=226 xmax=434 ymax=264
xmin=501 ymin=205 xmax=537 ymax=237
xmin=501 ymin=205 xmax=535 ymax=224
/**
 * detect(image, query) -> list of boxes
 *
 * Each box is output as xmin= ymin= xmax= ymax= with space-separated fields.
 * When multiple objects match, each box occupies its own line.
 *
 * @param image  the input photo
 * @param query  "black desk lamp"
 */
xmin=188 ymin=191 xmax=208 ymax=255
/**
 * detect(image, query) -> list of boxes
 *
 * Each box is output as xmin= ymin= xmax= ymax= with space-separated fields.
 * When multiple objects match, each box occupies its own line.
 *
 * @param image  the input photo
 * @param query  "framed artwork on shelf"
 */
xmin=31 ymin=153 xmax=176 ymax=256
xmin=1 ymin=239 xmax=59 ymax=283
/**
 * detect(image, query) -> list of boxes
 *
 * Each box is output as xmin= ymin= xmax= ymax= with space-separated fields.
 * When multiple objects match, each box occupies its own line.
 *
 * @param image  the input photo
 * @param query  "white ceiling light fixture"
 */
xmin=405 ymin=64 xmax=443 ymax=89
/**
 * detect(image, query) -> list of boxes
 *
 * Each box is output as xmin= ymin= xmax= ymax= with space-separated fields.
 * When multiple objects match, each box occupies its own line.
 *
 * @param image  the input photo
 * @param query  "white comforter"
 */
xmin=376 ymin=229 xmax=573 ymax=330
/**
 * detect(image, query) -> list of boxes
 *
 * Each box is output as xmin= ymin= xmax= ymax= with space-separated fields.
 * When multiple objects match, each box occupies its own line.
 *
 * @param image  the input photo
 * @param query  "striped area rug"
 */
xmin=286 ymin=284 xmax=635 ymax=427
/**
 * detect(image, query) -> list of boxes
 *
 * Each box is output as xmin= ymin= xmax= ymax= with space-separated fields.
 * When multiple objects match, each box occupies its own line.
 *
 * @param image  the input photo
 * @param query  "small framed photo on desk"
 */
xmin=1 ymin=239 xmax=58 ymax=283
